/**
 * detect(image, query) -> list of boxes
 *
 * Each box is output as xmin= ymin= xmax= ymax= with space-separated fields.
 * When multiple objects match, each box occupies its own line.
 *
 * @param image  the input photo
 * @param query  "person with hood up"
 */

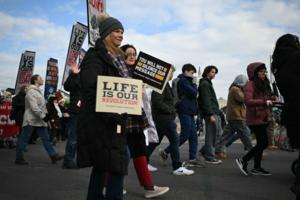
xmin=15 ymin=74 xmax=63 ymax=165
xmin=236 ymin=62 xmax=274 ymax=176
xmin=216 ymin=74 xmax=253 ymax=153
xmin=271 ymin=33 xmax=300 ymax=197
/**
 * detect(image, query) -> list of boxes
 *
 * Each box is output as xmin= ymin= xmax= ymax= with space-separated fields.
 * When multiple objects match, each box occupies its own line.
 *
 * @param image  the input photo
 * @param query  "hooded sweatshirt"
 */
xmin=244 ymin=62 xmax=271 ymax=125
xmin=226 ymin=74 xmax=248 ymax=121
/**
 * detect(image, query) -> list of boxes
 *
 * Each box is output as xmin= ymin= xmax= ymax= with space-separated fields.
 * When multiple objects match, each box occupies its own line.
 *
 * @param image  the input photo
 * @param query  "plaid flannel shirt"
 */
xmin=109 ymin=52 xmax=149 ymax=133
xmin=126 ymin=109 xmax=149 ymax=134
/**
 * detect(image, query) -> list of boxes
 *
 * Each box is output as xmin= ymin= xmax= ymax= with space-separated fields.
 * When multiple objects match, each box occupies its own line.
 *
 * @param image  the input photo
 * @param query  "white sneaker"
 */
xmin=144 ymin=186 xmax=170 ymax=198
xmin=148 ymin=164 xmax=158 ymax=172
xmin=173 ymin=167 xmax=194 ymax=176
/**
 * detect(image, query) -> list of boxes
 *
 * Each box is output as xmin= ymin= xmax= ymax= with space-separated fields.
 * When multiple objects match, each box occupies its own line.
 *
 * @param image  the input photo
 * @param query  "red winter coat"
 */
xmin=244 ymin=62 xmax=271 ymax=126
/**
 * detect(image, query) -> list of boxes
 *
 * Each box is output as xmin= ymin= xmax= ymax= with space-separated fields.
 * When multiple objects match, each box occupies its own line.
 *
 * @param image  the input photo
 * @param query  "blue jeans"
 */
xmin=64 ymin=115 xmax=78 ymax=163
xmin=148 ymin=119 xmax=181 ymax=170
xmin=87 ymin=167 xmax=124 ymax=200
xmin=200 ymin=114 xmax=223 ymax=160
xmin=16 ymin=125 xmax=56 ymax=160
xmin=165 ymin=113 xmax=197 ymax=160
xmin=216 ymin=120 xmax=253 ymax=151
xmin=225 ymin=133 xmax=240 ymax=147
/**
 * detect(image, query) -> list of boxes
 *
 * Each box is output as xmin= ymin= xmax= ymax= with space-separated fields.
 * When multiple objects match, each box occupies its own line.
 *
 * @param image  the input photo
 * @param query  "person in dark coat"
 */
xmin=10 ymin=85 xmax=28 ymax=129
xmin=236 ymin=62 xmax=274 ymax=176
xmin=163 ymin=64 xmax=204 ymax=167
xmin=63 ymin=68 xmax=81 ymax=169
xmin=271 ymin=33 xmax=300 ymax=198
xmin=78 ymin=13 xmax=128 ymax=200
xmin=147 ymin=65 xmax=195 ymax=175
xmin=46 ymin=96 xmax=62 ymax=144
xmin=198 ymin=65 xmax=223 ymax=164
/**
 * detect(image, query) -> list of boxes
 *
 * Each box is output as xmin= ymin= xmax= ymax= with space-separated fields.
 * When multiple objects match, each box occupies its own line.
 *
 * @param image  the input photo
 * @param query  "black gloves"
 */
xmin=42 ymin=113 xmax=50 ymax=122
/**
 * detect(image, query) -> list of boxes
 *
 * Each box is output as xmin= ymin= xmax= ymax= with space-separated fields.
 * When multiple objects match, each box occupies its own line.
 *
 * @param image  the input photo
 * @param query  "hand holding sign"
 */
xmin=132 ymin=52 xmax=173 ymax=94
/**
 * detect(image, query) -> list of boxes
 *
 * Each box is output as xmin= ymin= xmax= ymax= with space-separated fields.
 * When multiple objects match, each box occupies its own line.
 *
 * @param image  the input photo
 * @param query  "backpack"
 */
xmin=172 ymin=77 xmax=183 ymax=106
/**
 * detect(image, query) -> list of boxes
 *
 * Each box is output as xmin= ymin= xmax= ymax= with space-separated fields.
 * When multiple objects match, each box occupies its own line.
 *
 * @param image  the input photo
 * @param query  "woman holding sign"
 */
xmin=120 ymin=44 xmax=169 ymax=199
xmin=78 ymin=14 xmax=128 ymax=200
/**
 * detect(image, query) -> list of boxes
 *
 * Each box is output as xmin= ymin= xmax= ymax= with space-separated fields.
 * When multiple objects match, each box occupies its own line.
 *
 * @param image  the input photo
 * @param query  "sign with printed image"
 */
xmin=44 ymin=58 xmax=59 ymax=99
xmin=62 ymin=22 xmax=88 ymax=85
xmin=132 ymin=52 xmax=173 ymax=94
xmin=15 ymin=50 xmax=36 ymax=94
xmin=96 ymin=76 xmax=142 ymax=115
xmin=87 ymin=0 xmax=106 ymax=46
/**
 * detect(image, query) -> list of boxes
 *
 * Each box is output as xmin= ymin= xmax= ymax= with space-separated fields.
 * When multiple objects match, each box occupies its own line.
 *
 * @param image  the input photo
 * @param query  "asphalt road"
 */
xmin=0 ymin=139 xmax=297 ymax=200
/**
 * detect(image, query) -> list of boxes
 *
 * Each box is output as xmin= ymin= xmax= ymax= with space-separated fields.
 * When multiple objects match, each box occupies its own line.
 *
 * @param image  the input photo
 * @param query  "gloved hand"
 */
xmin=42 ymin=113 xmax=50 ymax=122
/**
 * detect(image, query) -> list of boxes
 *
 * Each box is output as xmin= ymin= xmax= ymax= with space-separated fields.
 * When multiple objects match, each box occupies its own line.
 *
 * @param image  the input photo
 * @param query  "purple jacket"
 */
xmin=244 ymin=62 xmax=271 ymax=126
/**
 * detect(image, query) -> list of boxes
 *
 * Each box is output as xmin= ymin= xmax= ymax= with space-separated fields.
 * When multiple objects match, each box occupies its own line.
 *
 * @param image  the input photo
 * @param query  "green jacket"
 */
xmin=197 ymin=78 xmax=220 ymax=117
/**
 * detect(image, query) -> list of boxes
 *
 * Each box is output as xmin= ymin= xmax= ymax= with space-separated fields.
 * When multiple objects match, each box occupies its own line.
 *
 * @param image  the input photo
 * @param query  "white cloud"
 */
xmin=1 ymin=0 xmax=300 ymax=99
xmin=0 ymin=12 xmax=70 ymax=91
xmin=55 ymin=0 xmax=86 ymax=17
xmin=112 ymin=0 xmax=300 ymax=98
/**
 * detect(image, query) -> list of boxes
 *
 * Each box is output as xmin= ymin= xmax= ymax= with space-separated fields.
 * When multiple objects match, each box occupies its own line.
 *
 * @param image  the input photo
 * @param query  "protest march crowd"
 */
xmin=0 ymin=12 xmax=300 ymax=200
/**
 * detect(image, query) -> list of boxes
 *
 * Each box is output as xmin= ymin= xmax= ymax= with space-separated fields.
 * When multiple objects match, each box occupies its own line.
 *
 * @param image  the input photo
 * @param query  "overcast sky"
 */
xmin=0 ymin=0 xmax=299 ymax=98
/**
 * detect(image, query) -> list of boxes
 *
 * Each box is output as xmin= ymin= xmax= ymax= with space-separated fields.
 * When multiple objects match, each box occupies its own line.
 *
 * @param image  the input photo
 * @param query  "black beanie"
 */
xmin=98 ymin=17 xmax=124 ymax=40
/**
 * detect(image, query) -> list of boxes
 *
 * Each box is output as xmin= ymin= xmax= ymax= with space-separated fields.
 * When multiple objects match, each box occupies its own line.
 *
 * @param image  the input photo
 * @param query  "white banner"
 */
xmin=87 ymin=0 xmax=106 ymax=46
xmin=15 ymin=51 xmax=36 ymax=94
xmin=62 ymin=22 xmax=88 ymax=85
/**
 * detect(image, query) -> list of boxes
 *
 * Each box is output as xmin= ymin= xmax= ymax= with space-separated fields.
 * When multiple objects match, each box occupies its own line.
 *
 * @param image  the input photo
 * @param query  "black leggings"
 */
xmin=243 ymin=124 xmax=269 ymax=169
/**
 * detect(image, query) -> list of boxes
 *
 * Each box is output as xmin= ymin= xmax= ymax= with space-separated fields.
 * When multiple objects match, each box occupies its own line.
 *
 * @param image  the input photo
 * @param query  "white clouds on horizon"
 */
xmin=0 ymin=0 xmax=300 ymax=98
xmin=113 ymin=0 xmax=300 ymax=97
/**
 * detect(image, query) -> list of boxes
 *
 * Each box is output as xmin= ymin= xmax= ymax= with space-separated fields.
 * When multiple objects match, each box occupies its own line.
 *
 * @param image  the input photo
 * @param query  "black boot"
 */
xmin=63 ymin=161 xmax=79 ymax=169
xmin=50 ymin=154 xmax=64 ymax=164
xmin=15 ymin=159 xmax=29 ymax=165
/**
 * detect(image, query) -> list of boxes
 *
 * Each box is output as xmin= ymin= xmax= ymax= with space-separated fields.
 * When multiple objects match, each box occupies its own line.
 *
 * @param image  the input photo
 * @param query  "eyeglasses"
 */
xmin=125 ymin=53 xmax=136 ymax=57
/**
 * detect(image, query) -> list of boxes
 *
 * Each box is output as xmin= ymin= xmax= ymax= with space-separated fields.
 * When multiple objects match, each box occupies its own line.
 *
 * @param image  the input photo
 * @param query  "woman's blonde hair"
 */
xmin=103 ymin=36 xmax=124 ymax=56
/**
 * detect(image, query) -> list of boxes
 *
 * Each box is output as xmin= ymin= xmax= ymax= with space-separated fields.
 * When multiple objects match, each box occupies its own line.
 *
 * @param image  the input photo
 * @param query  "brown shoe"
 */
xmin=215 ymin=152 xmax=227 ymax=159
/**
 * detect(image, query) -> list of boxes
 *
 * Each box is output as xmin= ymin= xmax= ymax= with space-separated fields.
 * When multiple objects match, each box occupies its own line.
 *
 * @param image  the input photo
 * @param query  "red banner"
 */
xmin=0 ymin=102 xmax=19 ymax=137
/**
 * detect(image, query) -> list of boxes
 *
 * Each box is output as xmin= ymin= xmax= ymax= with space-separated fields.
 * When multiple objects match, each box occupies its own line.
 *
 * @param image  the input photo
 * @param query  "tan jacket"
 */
xmin=226 ymin=85 xmax=246 ymax=121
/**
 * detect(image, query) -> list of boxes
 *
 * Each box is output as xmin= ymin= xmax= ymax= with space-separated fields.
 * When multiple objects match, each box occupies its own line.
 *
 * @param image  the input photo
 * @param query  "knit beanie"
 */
xmin=98 ymin=14 xmax=123 ymax=40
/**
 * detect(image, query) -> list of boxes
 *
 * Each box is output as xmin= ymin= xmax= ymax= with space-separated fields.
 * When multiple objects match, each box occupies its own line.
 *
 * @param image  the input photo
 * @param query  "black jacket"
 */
xmin=198 ymin=78 xmax=220 ymax=117
xmin=77 ymin=39 xmax=127 ymax=175
xmin=64 ymin=73 xmax=81 ymax=115
xmin=11 ymin=92 xmax=26 ymax=127
xmin=46 ymin=103 xmax=62 ymax=130
xmin=151 ymin=83 xmax=176 ymax=121
xmin=273 ymin=49 xmax=300 ymax=148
